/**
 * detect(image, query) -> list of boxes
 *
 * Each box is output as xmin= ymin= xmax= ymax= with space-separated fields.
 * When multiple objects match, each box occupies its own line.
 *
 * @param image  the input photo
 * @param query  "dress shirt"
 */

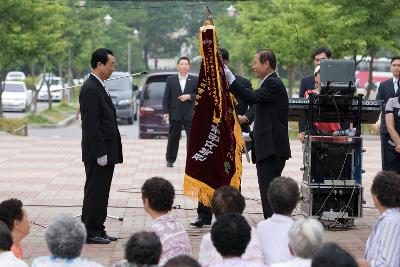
xmin=365 ymin=207 xmax=400 ymax=267
xmin=178 ymin=73 xmax=188 ymax=93
xmin=32 ymin=256 xmax=104 ymax=267
xmin=270 ymin=257 xmax=311 ymax=267
xmin=91 ymin=73 xmax=109 ymax=96
xmin=0 ymin=251 xmax=28 ymax=267
xmin=198 ymin=227 xmax=264 ymax=266
xmin=256 ymin=214 xmax=294 ymax=266
xmin=393 ymin=78 xmax=399 ymax=94
xmin=258 ymin=72 xmax=275 ymax=89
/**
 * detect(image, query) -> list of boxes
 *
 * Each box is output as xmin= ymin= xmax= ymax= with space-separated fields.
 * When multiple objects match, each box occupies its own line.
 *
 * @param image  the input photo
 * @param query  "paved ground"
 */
xmin=0 ymin=135 xmax=381 ymax=266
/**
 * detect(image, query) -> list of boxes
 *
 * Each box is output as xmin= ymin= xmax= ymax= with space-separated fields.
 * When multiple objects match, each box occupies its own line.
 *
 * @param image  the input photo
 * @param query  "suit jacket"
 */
xmin=79 ymin=74 xmax=123 ymax=164
xmin=234 ymin=75 xmax=255 ymax=133
xmin=376 ymin=78 xmax=399 ymax=134
xmin=162 ymin=74 xmax=198 ymax=122
xmin=230 ymin=73 xmax=291 ymax=162
xmin=298 ymin=74 xmax=314 ymax=132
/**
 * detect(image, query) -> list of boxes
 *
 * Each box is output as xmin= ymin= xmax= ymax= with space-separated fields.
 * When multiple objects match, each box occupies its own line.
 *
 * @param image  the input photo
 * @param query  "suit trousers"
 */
xmin=166 ymin=119 xmax=191 ymax=163
xmin=197 ymin=202 xmax=212 ymax=221
xmin=256 ymin=155 xmax=286 ymax=219
xmin=81 ymin=162 xmax=115 ymax=237
xmin=380 ymin=133 xmax=390 ymax=171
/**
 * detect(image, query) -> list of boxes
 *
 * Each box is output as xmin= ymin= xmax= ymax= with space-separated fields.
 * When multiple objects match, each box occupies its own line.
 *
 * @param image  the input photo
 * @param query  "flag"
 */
xmin=183 ymin=24 xmax=244 ymax=207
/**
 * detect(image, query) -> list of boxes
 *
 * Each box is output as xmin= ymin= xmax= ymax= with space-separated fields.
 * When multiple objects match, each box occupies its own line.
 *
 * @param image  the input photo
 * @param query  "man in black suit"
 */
xmin=298 ymin=47 xmax=331 ymax=143
xmin=190 ymin=48 xmax=256 ymax=228
xmin=162 ymin=57 xmax=198 ymax=168
xmin=79 ymin=48 xmax=123 ymax=244
xmin=376 ymin=56 xmax=400 ymax=170
xmin=225 ymin=49 xmax=291 ymax=219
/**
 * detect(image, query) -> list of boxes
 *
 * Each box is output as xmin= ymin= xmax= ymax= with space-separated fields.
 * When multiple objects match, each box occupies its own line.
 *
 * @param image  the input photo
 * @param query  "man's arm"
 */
xmin=162 ymin=77 xmax=172 ymax=120
xmin=80 ymin=87 xmax=107 ymax=159
xmin=230 ymin=78 xmax=283 ymax=105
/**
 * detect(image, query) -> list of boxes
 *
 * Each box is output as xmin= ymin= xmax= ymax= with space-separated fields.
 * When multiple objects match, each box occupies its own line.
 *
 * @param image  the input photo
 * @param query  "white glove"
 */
xmin=224 ymin=65 xmax=236 ymax=85
xmin=97 ymin=155 xmax=108 ymax=166
xmin=242 ymin=132 xmax=252 ymax=141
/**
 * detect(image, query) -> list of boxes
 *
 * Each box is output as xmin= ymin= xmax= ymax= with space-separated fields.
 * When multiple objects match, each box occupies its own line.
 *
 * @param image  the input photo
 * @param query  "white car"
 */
xmin=38 ymin=76 xmax=63 ymax=101
xmin=2 ymin=81 xmax=32 ymax=112
xmin=5 ymin=71 xmax=26 ymax=81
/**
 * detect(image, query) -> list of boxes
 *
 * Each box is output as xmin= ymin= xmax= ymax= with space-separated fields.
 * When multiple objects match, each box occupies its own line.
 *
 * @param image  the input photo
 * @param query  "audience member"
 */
xmin=113 ymin=231 xmax=161 ymax=267
xmin=360 ymin=171 xmax=400 ymax=267
xmin=256 ymin=176 xmax=299 ymax=265
xmin=198 ymin=186 xmax=263 ymax=266
xmin=271 ymin=218 xmax=324 ymax=267
xmin=0 ymin=221 xmax=28 ymax=267
xmin=209 ymin=212 xmax=265 ymax=267
xmin=312 ymin=242 xmax=357 ymax=267
xmin=142 ymin=177 xmax=192 ymax=265
xmin=31 ymin=215 xmax=104 ymax=267
xmin=164 ymin=255 xmax=201 ymax=267
xmin=0 ymin=198 xmax=30 ymax=259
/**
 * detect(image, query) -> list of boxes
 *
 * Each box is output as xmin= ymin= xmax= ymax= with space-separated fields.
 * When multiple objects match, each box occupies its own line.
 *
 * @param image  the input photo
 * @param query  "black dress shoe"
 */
xmin=190 ymin=218 xmax=212 ymax=228
xmin=167 ymin=162 xmax=173 ymax=167
xmin=86 ymin=236 xmax=111 ymax=244
xmin=102 ymin=234 xmax=118 ymax=241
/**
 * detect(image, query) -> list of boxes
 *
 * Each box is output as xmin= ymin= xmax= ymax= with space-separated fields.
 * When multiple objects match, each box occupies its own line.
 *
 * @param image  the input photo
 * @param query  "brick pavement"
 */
xmin=0 ymin=135 xmax=382 ymax=266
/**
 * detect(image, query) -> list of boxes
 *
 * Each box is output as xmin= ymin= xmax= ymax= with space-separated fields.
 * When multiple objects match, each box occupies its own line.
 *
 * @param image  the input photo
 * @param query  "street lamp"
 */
xmin=128 ymin=28 xmax=140 ymax=74
xmin=227 ymin=5 xmax=237 ymax=17
xmin=104 ymin=14 xmax=112 ymax=25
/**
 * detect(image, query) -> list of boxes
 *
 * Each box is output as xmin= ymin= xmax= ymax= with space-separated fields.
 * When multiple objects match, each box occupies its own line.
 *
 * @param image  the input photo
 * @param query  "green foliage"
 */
xmin=0 ymin=117 xmax=26 ymax=134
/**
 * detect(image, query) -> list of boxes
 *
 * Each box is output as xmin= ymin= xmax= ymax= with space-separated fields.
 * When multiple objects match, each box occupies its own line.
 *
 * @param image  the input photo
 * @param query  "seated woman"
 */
xmin=0 ymin=198 xmax=30 ymax=259
xmin=32 ymin=215 xmax=104 ymax=267
xmin=141 ymin=177 xmax=192 ymax=265
xmin=113 ymin=231 xmax=161 ymax=267
xmin=0 ymin=221 xmax=28 ymax=267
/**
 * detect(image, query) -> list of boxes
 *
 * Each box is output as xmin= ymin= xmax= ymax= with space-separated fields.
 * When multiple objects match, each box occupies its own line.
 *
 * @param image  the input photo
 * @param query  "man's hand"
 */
xmin=163 ymin=113 xmax=169 ymax=122
xmin=97 ymin=155 xmax=108 ymax=166
xmin=298 ymin=132 xmax=305 ymax=144
xmin=223 ymin=65 xmax=236 ymax=85
xmin=238 ymin=115 xmax=249 ymax=125
xmin=242 ymin=132 xmax=252 ymax=141
xmin=178 ymin=94 xmax=191 ymax=102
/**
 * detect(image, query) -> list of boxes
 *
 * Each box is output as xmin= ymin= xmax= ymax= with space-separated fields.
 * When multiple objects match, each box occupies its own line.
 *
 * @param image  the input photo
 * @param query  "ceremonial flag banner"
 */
xmin=183 ymin=24 xmax=244 ymax=206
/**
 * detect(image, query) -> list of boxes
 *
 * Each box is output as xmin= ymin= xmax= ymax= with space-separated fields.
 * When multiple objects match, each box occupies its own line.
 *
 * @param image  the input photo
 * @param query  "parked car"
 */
xmin=38 ymin=76 xmax=63 ymax=101
xmin=5 ymin=71 xmax=26 ymax=81
xmin=2 ymin=81 xmax=32 ymax=112
xmin=105 ymin=72 xmax=138 ymax=125
xmin=138 ymin=72 xmax=174 ymax=139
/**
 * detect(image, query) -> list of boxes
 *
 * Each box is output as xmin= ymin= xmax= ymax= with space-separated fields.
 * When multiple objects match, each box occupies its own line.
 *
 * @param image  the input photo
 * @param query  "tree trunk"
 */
xmin=365 ymin=48 xmax=375 ymax=100
xmin=0 ymin=72 xmax=6 ymax=118
xmin=143 ymin=45 xmax=149 ymax=70
xmin=287 ymin=64 xmax=295 ymax=97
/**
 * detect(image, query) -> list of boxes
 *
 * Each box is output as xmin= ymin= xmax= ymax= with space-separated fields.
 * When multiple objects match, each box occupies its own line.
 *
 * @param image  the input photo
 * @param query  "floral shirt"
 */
xmin=198 ymin=227 xmax=264 ymax=266
xmin=145 ymin=213 xmax=192 ymax=265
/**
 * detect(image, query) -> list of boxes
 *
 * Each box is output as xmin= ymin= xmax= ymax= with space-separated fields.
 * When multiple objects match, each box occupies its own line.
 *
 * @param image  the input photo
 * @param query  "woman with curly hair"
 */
xmin=141 ymin=177 xmax=192 ymax=265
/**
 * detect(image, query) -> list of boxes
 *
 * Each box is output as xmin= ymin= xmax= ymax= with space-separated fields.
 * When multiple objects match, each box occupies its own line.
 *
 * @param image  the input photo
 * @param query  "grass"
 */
xmin=0 ymin=117 xmax=27 ymax=135
xmin=25 ymin=101 xmax=76 ymax=125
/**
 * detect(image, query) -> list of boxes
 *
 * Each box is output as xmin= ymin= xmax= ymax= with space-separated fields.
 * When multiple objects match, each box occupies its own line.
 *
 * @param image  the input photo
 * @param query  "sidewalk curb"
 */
xmin=28 ymin=114 xmax=77 ymax=129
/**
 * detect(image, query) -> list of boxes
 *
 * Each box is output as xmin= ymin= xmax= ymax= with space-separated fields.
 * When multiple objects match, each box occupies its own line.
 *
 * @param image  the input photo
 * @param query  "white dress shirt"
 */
xmin=270 ymin=257 xmax=311 ymax=267
xmin=91 ymin=73 xmax=109 ymax=96
xmin=198 ymin=227 xmax=264 ymax=266
xmin=178 ymin=73 xmax=188 ymax=93
xmin=0 ymin=251 xmax=28 ymax=267
xmin=365 ymin=207 xmax=400 ymax=267
xmin=393 ymin=78 xmax=398 ymax=94
xmin=256 ymin=214 xmax=294 ymax=266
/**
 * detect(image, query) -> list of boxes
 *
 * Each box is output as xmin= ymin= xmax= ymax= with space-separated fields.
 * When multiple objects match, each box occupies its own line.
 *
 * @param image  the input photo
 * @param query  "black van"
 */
xmin=105 ymin=72 xmax=138 ymax=124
